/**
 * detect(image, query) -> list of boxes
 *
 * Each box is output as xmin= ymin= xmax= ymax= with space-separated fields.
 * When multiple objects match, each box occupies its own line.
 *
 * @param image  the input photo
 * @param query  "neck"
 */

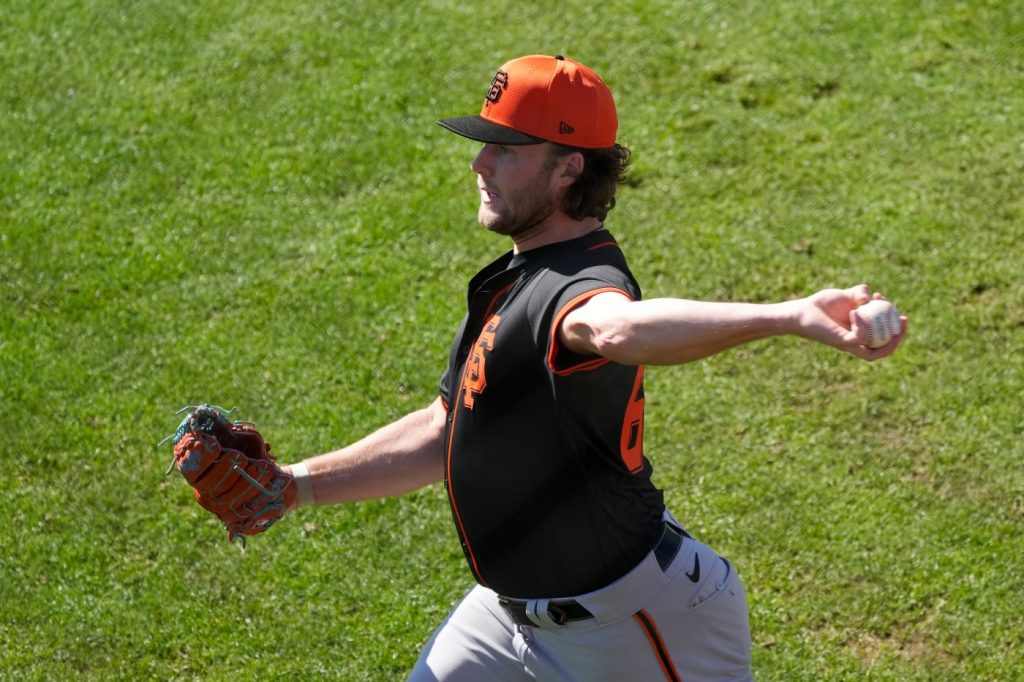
xmin=511 ymin=215 xmax=603 ymax=254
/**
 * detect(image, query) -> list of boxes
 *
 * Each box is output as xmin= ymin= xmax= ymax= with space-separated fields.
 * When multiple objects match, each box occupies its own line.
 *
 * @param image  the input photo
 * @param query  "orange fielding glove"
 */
xmin=168 ymin=405 xmax=296 ymax=541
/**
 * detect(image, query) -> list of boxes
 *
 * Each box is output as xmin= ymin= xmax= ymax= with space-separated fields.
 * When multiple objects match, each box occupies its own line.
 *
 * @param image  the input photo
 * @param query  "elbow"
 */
xmin=589 ymin=324 xmax=645 ymax=366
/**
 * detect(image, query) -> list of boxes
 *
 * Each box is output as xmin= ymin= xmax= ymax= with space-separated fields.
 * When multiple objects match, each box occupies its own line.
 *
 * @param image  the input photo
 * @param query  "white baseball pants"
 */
xmin=408 ymin=522 xmax=753 ymax=682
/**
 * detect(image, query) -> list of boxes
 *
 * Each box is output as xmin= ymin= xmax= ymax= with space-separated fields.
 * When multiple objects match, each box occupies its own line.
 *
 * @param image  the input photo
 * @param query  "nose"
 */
xmin=470 ymin=144 xmax=496 ymax=177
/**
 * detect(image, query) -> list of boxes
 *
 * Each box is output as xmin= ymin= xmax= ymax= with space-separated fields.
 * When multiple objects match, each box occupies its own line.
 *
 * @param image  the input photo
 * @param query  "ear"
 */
xmin=563 ymin=151 xmax=584 ymax=179
xmin=556 ymin=151 xmax=585 ymax=189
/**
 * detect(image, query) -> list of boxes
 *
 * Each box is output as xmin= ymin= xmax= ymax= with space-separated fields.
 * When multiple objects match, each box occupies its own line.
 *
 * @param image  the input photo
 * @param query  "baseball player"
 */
xmin=173 ymin=55 xmax=907 ymax=680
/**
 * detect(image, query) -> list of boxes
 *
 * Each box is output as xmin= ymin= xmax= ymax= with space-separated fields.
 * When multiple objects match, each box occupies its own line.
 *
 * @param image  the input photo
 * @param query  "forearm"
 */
xmin=571 ymin=297 xmax=795 ymax=366
xmin=287 ymin=397 xmax=447 ymax=507
xmin=562 ymin=285 xmax=905 ymax=366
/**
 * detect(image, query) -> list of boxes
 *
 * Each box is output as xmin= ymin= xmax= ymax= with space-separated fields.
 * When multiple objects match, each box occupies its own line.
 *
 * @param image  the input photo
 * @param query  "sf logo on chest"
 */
xmin=462 ymin=314 xmax=502 ymax=409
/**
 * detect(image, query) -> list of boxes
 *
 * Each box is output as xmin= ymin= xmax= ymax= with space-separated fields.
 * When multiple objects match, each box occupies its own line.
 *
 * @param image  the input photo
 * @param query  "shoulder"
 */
xmin=539 ymin=231 xmax=638 ymax=290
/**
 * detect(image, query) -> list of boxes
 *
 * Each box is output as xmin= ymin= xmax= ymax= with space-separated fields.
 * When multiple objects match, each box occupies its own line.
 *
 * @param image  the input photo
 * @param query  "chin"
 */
xmin=478 ymin=208 xmax=508 ymax=234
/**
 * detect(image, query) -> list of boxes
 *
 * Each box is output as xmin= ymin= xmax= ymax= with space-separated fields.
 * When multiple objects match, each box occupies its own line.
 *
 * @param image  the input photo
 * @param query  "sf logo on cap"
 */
xmin=485 ymin=69 xmax=509 ymax=105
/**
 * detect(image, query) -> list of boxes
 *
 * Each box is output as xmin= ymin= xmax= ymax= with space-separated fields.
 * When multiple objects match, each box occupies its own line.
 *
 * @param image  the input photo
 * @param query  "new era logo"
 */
xmin=559 ymin=121 xmax=574 ymax=135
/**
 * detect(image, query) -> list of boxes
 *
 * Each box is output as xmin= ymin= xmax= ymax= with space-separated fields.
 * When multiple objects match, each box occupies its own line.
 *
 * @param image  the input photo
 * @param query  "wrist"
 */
xmin=768 ymin=300 xmax=802 ymax=336
xmin=286 ymin=461 xmax=316 ymax=509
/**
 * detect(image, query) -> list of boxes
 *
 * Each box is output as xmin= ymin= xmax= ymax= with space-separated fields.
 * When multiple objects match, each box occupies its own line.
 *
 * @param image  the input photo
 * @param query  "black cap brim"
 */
xmin=437 ymin=116 xmax=545 ymax=145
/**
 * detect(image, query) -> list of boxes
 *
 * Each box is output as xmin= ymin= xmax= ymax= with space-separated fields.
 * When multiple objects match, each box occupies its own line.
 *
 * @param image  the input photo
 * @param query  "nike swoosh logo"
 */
xmin=686 ymin=553 xmax=700 ymax=582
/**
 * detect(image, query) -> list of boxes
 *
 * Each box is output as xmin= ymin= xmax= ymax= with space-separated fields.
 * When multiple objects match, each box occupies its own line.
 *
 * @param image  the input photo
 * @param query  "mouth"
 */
xmin=478 ymin=184 xmax=499 ymax=203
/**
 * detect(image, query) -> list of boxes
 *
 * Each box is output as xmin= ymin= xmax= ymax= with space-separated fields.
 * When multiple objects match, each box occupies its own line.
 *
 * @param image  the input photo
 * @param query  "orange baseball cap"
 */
xmin=438 ymin=55 xmax=617 ymax=149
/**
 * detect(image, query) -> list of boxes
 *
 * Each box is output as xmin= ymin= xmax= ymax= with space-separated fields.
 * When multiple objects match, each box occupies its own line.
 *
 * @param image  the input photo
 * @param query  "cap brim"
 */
xmin=437 ymin=116 xmax=545 ymax=145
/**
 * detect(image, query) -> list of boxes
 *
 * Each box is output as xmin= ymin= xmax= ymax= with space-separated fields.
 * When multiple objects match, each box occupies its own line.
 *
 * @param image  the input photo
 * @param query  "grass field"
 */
xmin=2 ymin=0 xmax=1022 ymax=679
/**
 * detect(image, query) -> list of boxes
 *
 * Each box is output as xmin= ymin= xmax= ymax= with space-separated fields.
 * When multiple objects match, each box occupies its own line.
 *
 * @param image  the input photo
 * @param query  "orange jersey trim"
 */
xmin=633 ymin=609 xmax=682 ymax=682
xmin=547 ymin=287 xmax=633 ymax=376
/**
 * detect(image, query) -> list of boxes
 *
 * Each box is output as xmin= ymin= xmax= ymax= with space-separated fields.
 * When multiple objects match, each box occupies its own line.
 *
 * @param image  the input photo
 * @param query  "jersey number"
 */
xmin=620 ymin=366 xmax=645 ymax=474
xmin=462 ymin=314 xmax=502 ymax=409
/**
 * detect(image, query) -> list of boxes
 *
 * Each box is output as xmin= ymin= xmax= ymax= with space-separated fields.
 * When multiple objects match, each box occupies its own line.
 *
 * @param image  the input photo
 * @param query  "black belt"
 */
xmin=498 ymin=521 xmax=687 ymax=627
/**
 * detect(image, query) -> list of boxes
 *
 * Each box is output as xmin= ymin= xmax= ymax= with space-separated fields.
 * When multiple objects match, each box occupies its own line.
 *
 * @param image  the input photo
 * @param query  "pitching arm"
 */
xmin=283 ymin=396 xmax=447 ymax=509
xmin=559 ymin=285 xmax=907 ymax=366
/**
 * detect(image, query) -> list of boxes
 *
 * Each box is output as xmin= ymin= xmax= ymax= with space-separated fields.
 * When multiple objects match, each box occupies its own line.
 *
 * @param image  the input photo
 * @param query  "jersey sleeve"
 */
xmin=439 ymin=367 xmax=452 ymax=407
xmin=539 ymin=264 xmax=641 ymax=375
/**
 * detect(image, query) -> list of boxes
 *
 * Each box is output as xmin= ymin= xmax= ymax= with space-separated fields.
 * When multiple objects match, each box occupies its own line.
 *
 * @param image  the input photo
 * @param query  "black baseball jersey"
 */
xmin=439 ymin=228 xmax=665 ymax=599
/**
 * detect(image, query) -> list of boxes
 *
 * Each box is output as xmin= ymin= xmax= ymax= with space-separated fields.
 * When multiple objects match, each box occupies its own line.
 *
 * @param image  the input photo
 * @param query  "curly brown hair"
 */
xmin=547 ymin=143 xmax=632 ymax=221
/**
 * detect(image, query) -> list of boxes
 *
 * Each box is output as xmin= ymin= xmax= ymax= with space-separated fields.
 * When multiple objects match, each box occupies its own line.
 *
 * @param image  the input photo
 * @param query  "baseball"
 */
xmin=855 ymin=299 xmax=901 ymax=348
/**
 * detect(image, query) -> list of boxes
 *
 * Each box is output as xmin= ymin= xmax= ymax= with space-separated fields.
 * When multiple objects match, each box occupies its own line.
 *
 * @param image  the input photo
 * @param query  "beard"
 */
xmin=477 ymin=166 xmax=560 ymax=240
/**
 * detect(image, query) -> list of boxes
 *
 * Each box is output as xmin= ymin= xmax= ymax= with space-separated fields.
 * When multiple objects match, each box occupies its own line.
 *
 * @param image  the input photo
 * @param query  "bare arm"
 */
xmin=284 ymin=396 xmax=447 ymax=508
xmin=560 ymin=285 xmax=907 ymax=366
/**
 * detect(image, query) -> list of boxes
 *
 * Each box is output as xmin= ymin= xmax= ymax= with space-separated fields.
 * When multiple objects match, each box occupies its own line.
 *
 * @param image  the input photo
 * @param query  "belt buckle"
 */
xmin=547 ymin=602 xmax=568 ymax=626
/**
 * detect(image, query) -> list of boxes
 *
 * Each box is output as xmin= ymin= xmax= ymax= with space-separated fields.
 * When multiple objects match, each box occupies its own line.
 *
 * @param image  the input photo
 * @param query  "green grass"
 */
xmin=2 ymin=0 xmax=1022 ymax=679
